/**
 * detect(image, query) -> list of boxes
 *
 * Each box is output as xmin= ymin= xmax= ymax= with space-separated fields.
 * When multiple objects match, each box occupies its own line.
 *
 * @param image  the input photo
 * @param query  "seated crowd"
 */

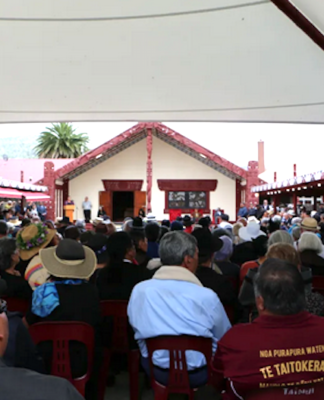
xmin=0 ymin=200 xmax=324 ymax=399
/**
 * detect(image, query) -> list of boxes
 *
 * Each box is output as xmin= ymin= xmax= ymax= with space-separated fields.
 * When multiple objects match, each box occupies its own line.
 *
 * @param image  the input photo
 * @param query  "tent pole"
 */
xmin=271 ymin=0 xmax=324 ymax=52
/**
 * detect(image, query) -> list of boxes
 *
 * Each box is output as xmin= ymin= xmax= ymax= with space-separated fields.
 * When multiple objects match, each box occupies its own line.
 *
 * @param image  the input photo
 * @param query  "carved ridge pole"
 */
xmin=43 ymin=161 xmax=56 ymax=221
xmin=146 ymin=128 xmax=153 ymax=213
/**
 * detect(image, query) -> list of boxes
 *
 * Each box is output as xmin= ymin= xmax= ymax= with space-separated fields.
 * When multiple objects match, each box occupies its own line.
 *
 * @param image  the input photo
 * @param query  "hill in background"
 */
xmin=0 ymin=134 xmax=39 ymax=159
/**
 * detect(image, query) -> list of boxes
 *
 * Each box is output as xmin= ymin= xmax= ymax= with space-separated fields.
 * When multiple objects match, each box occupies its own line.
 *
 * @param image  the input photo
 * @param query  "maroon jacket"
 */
xmin=212 ymin=312 xmax=324 ymax=399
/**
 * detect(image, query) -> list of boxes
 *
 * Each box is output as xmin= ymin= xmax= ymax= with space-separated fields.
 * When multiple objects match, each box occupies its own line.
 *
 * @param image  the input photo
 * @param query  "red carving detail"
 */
xmin=20 ymin=171 xmax=24 ymax=183
xmin=63 ymin=180 xmax=69 ymax=203
xmin=158 ymin=179 xmax=217 ymax=191
xmin=146 ymin=128 xmax=153 ymax=213
xmin=54 ymin=122 xmax=246 ymax=180
xmin=246 ymin=161 xmax=259 ymax=206
xmin=102 ymin=180 xmax=143 ymax=191
xmin=236 ymin=179 xmax=241 ymax=218
xmin=155 ymin=123 xmax=247 ymax=179
xmin=43 ymin=162 xmax=55 ymax=221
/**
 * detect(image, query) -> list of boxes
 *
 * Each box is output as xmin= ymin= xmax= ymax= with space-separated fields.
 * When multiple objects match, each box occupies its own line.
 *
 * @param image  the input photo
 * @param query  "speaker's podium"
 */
xmin=63 ymin=205 xmax=75 ymax=222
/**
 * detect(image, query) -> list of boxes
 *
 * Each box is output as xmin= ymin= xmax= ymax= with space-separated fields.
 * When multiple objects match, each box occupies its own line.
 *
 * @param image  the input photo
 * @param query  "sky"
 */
xmin=0 ymin=121 xmax=323 ymax=182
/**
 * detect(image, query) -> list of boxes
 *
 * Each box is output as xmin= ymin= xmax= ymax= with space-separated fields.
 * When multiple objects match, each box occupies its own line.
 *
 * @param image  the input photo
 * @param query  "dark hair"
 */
xmin=159 ymin=226 xmax=169 ymax=242
xmin=268 ymin=219 xmax=280 ymax=234
xmin=129 ymin=230 xmax=146 ymax=250
xmin=64 ymin=226 xmax=81 ymax=241
xmin=221 ymin=214 xmax=229 ymax=222
xmin=198 ymin=217 xmax=210 ymax=228
xmin=191 ymin=228 xmax=220 ymax=264
xmin=0 ymin=221 xmax=7 ymax=236
xmin=80 ymin=230 xmax=94 ymax=245
xmin=0 ymin=238 xmax=16 ymax=271
xmin=107 ymin=232 xmax=133 ymax=264
xmin=21 ymin=218 xmax=31 ymax=228
xmin=252 ymin=235 xmax=269 ymax=257
xmin=255 ymin=258 xmax=305 ymax=315
xmin=95 ymin=223 xmax=108 ymax=235
xmin=145 ymin=223 xmax=160 ymax=243
xmin=161 ymin=220 xmax=170 ymax=228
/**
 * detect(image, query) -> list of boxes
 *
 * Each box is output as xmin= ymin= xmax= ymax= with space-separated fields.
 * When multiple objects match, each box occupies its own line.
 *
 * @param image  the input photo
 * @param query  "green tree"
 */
xmin=34 ymin=122 xmax=89 ymax=158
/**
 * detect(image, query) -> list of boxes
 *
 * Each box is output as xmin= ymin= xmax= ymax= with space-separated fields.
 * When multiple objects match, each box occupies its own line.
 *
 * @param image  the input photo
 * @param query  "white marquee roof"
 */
xmin=1 ymin=0 xmax=324 ymax=123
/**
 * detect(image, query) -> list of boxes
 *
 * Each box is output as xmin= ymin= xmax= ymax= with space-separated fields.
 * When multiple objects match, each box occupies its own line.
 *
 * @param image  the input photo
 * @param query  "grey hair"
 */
xmin=268 ymin=230 xmax=294 ymax=247
xmin=159 ymin=231 xmax=197 ymax=266
xmin=292 ymin=226 xmax=301 ymax=241
xmin=298 ymin=232 xmax=323 ymax=254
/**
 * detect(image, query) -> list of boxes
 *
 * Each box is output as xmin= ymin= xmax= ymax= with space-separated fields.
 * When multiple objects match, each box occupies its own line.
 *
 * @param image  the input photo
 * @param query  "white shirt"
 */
xmin=128 ymin=276 xmax=231 ymax=369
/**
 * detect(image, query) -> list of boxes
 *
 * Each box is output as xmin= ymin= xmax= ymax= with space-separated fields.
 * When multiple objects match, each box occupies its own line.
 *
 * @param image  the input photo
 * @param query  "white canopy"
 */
xmin=1 ymin=0 xmax=324 ymax=123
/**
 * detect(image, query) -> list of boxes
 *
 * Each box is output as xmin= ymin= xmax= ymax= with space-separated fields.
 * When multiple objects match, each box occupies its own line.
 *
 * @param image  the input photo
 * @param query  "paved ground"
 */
xmin=104 ymin=372 xmax=221 ymax=400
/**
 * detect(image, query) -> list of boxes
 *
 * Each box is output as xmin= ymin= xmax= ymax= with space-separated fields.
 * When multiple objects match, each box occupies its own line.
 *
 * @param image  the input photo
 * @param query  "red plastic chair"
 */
xmin=29 ymin=321 xmax=94 ymax=397
xmin=2 ymin=296 xmax=29 ymax=314
xmin=146 ymin=335 xmax=213 ymax=400
xmin=99 ymin=300 xmax=140 ymax=400
xmin=312 ymin=276 xmax=324 ymax=296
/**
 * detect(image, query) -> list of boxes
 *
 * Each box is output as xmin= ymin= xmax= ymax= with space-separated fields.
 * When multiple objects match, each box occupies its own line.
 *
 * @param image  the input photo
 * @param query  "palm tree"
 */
xmin=34 ymin=123 xmax=89 ymax=158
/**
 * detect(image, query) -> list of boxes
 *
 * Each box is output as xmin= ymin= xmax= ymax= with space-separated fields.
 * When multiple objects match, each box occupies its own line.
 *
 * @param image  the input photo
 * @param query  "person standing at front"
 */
xmin=82 ymin=197 xmax=92 ymax=223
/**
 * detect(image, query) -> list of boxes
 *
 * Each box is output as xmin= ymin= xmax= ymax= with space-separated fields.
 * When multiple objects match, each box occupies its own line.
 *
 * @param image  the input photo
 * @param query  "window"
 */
xmin=168 ymin=191 xmax=207 ymax=209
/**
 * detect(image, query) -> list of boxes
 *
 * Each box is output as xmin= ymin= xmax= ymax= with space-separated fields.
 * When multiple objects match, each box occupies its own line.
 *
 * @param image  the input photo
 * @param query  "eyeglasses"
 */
xmin=0 ymin=300 xmax=7 ymax=314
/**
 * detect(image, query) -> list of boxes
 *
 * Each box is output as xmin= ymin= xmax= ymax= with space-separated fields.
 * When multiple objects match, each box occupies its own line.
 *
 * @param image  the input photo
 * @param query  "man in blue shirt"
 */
xmin=128 ymin=231 xmax=231 ymax=386
xmin=238 ymin=202 xmax=249 ymax=218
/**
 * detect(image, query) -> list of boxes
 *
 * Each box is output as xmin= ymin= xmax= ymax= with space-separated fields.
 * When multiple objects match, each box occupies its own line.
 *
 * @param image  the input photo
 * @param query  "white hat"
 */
xmin=239 ymin=222 xmax=266 ymax=242
xmin=292 ymin=217 xmax=302 ymax=225
xmin=92 ymin=217 xmax=104 ymax=226
xmin=311 ymin=211 xmax=317 ymax=218
xmin=248 ymin=216 xmax=259 ymax=224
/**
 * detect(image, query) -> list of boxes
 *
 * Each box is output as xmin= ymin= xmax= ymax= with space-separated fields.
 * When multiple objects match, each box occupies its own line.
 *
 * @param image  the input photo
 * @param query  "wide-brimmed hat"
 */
xmin=39 ymin=239 xmax=96 ymax=279
xmin=301 ymin=217 xmax=320 ymax=232
xmin=192 ymin=228 xmax=223 ymax=257
xmin=239 ymin=222 xmax=266 ymax=242
xmin=17 ymin=223 xmax=56 ymax=261
xmin=9 ymin=216 xmax=21 ymax=226
xmin=129 ymin=217 xmax=145 ymax=231
xmin=247 ymin=216 xmax=260 ymax=224
xmin=92 ymin=217 xmax=104 ymax=227
xmin=87 ymin=233 xmax=109 ymax=264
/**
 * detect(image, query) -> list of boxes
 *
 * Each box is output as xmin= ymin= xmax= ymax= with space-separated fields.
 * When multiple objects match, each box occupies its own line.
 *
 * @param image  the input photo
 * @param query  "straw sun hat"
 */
xmin=301 ymin=217 xmax=320 ymax=232
xmin=17 ymin=223 xmax=56 ymax=261
xmin=39 ymin=239 xmax=97 ymax=279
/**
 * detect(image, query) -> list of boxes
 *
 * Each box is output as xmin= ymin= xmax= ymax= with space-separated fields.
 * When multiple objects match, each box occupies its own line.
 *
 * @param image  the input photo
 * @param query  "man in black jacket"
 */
xmin=192 ymin=228 xmax=237 ymax=306
xmin=0 ymin=299 xmax=83 ymax=400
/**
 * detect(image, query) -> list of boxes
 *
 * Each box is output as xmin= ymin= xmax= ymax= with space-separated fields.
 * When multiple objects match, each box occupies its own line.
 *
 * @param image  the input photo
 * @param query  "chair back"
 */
xmin=312 ymin=275 xmax=324 ymax=296
xmin=100 ymin=300 xmax=129 ymax=351
xmin=146 ymin=335 xmax=212 ymax=394
xmin=29 ymin=321 xmax=94 ymax=396
xmin=2 ymin=296 xmax=29 ymax=314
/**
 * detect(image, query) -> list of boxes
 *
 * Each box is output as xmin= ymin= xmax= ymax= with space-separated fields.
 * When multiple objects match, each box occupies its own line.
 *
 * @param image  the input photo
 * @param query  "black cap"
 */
xmin=191 ymin=228 xmax=223 ymax=255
